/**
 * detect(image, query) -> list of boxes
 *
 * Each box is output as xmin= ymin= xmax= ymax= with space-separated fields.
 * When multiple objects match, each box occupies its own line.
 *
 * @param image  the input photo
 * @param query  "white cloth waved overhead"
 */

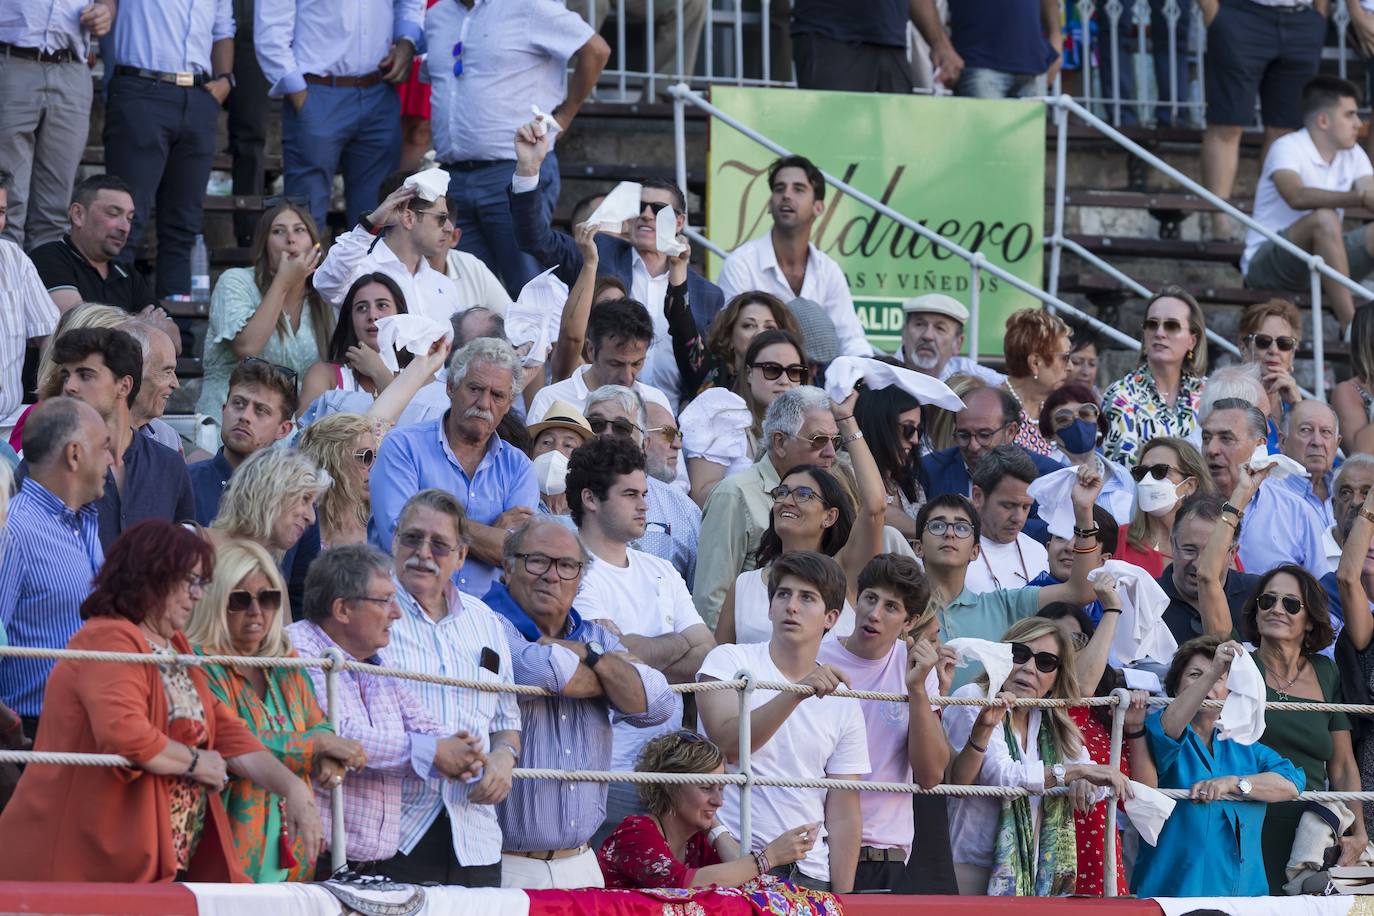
xmin=506 ymin=266 xmax=568 ymax=367
xmin=1248 ymin=443 xmax=1309 ymax=481
xmin=655 ymin=204 xmax=687 ymax=256
xmin=1124 ymin=779 xmax=1177 ymax=846
xmin=945 ymin=637 xmax=1014 ymax=697
xmin=1027 ymin=464 xmax=1084 ymax=540
xmin=374 ymin=314 xmax=453 ymax=373
xmin=585 ymin=181 xmax=643 ymax=231
xmin=824 ymin=356 xmax=965 ymax=411
xmin=402 ymin=166 xmax=452 ymax=202
xmin=1219 ymin=649 xmax=1266 ymax=745
xmin=1087 ymin=560 xmax=1177 ymax=665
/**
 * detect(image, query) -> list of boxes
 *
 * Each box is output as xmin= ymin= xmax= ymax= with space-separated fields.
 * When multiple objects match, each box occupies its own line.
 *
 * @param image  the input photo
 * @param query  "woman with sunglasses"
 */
xmin=853 ymin=385 xmax=926 ymax=540
xmin=1037 ymin=382 xmax=1135 ymax=527
xmin=1332 ymin=304 xmax=1374 ymax=443
xmin=1131 ymin=636 xmax=1304 ymax=897
xmin=671 ymin=290 xmax=803 ymax=400
xmin=185 ymin=539 xmax=366 ymax=882
xmin=942 ymin=616 xmax=1133 ymax=895
xmin=1115 ymin=436 xmax=1210 ymax=577
xmin=1198 ymin=461 xmax=1368 ymax=891
xmin=1001 ymin=308 xmax=1073 ymax=457
xmin=299 ymin=413 xmax=376 ymax=549
xmin=1238 ymin=299 xmax=1303 ymax=450
xmin=199 ymin=203 xmax=334 ymax=424
xmin=1101 ymin=287 xmax=1207 ymax=466
xmin=680 ymin=329 xmax=810 ymax=506
xmin=597 ymin=730 xmax=819 ymax=890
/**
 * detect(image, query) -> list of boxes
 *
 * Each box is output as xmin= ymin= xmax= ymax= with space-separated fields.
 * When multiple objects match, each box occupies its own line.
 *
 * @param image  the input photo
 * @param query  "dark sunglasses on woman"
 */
xmin=750 ymin=361 xmax=809 ymax=383
xmin=1257 ymin=592 xmax=1303 ymax=615
xmin=1130 ymin=463 xmax=1182 ymax=482
xmin=1011 ymin=641 xmax=1061 ymax=674
xmin=1246 ymin=333 xmax=1297 ymax=353
xmin=227 ymin=589 xmax=283 ymax=614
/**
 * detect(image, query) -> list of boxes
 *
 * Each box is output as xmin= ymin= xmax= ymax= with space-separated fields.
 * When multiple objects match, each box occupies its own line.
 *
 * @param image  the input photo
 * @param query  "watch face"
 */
xmin=587 ymin=641 xmax=605 ymax=655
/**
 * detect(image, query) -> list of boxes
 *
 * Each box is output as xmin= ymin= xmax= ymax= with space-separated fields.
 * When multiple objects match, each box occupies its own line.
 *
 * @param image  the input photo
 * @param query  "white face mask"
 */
xmin=1136 ymin=476 xmax=1185 ymax=516
xmin=533 ymin=449 xmax=569 ymax=496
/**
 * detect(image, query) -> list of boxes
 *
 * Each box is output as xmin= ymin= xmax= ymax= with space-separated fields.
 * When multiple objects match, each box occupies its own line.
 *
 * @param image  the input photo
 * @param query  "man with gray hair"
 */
xmin=118 ymin=319 xmax=183 ymax=455
xmin=287 ymin=544 xmax=490 ymax=876
xmin=1324 ymin=454 xmax=1374 ymax=571
xmin=964 ymin=445 xmax=1048 ymax=593
xmin=1278 ymin=400 xmax=1341 ymax=528
xmin=694 ymin=385 xmax=841 ymax=626
xmin=371 ymin=337 xmax=538 ymax=598
xmin=1201 ymin=397 xmax=1327 ymax=577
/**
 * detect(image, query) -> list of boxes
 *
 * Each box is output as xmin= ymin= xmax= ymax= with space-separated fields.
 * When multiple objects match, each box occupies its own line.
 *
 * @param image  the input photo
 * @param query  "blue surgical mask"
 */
xmin=1057 ymin=418 xmax=1098 ymax=456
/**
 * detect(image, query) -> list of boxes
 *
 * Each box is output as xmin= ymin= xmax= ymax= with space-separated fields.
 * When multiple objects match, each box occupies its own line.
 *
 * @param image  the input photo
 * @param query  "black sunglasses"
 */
xmin=1130 ymin=463 xmax=1183 ymax=482
xmin=1143 ymin=317 xmax=1186 ymax=335
xmin=899 ymin=422 xmax=920 ymax=441
xmin=750 ymin=361 xmax=809 ymax=383
xmin=227 ymin=589 xmax=283 ymax=614
xmin=588 ymin=416 xmax=642 ymax=437
xmin=1257 ymin=592 xmax=1303 ymax=615
xmin=241 ymin=356 xmax=299 ymax=391
xmin=642 ymin=200 xmax=680 ymax=216
xmin=1011 ymin=641 xmax=1061 ymax=674
xmin=1247 ymin=333 xmax=1297 ymax=353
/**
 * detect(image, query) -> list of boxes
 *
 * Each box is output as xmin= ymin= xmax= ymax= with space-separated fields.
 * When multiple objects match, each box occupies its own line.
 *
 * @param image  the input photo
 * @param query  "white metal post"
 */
xmin=761 ymin=0 xmax=772 ymax=84
xmin=737 ymin=669 xmax=755 ymax=852
xmin=968 ymin=255 xmax=982 ymax=360
xmin=674 ymin=83 xmax=688 ymax=204
xmin=1049 ymin=98 xmax=1069 ymax=299
xmin=1311 ymin=258 xmax=1326 ymax=402
xmin=1104 ymin=687 xmax=1130 ymax=897
xmin=676 ymin=0 xmax=685 ymax=83
xmin=323 ymin=647 xmax=347 ymax=873
xmin=616 ymin=0 xmax=627 ymax=98
xmin=645 ymin=0 xmax=655 ymax=99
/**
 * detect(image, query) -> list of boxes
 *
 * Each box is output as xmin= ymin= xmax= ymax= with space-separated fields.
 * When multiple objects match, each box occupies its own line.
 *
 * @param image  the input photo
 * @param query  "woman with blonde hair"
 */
xmin=1115 ymin=436 xmax=1212 ymax=576
xmin=186 ymin=539 xmax=365 ymax=881
xmin=943 ymin=616 xmax=1133 ymax=895
xmin=298 ymin=413 xmax=375 ymax=548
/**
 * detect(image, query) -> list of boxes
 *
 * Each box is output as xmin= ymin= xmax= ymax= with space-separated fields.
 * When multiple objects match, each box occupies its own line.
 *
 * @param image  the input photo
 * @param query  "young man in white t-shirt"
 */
xmin=565 ymin=434 xmax=716 ymax=840
xmin=696 ymin=550 xmax=870 ymax=893
xmin=1243 ymin=75 xmax=1374 ymax=331
xmin=964 ymin=445 xmax=1050 ymax=594
xmin=815 ymin=553 xmax=956 ymax=893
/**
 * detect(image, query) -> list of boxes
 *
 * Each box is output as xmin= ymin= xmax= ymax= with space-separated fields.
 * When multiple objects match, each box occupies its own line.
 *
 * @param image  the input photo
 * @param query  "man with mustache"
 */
xmin=897 ymin=294 xmax=1005 ymax=386
xmin=377 ymin=488 xmax=521 ymax=886
xmin=371 ymin=337 xmax=538 ymax=598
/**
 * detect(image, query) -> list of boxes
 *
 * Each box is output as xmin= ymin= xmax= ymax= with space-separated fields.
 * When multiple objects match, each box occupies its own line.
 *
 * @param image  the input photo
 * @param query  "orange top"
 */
xmin=0 ymin=617 xmax=264 ymax=883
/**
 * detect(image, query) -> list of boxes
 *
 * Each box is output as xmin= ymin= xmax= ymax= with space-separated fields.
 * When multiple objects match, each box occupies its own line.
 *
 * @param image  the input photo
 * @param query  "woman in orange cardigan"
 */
xmin=0 ymin=520 xmax=325 ymax=883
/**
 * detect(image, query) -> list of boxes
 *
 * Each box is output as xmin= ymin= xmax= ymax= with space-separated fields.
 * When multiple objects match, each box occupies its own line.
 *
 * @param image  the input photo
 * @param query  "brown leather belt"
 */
xmin=304 ymin=72 xmax=384 ymax=88
xmin=505 ymin=844 xmax=589 ymax=861
xmin=0 ymin=42 xmax=77 ymax=63
xmin=858 ymin=846 xmax=906 ymax=863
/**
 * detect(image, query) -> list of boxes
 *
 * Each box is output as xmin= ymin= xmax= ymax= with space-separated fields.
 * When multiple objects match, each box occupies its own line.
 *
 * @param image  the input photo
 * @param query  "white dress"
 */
xmin=730 ymin=566 xmax=855 ymax=644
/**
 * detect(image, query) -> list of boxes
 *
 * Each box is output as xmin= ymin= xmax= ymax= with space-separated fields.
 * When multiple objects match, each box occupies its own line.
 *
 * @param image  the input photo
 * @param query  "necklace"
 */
xmin=1265 ymin=658 xmax=1306 ymax=700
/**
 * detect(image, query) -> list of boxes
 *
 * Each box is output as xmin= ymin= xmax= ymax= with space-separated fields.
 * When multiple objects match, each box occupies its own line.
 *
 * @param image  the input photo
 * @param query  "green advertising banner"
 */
xmin=705 ymin=87 xmax=1045 ymax=357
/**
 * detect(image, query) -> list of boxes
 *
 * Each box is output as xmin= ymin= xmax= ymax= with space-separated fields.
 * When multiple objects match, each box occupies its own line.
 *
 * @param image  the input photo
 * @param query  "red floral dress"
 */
xmin=1069 ymin=707 xmax=1129 ymax=896
xmin=597 ymin=815 xmax=723 ymax=889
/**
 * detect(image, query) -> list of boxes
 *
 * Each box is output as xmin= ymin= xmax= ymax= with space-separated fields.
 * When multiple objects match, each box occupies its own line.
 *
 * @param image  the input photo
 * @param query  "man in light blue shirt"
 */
xmin=370 ymin=337 xmax=538 ymax=598
xmin=102 ymin=0 xmax=234 ymax=301
xmin=254 ymin=0 xmax=422 ymax=227
xmin=1276 ymin=398 xmax=1338 ymax=529
xmin=0 ymin=0 xmax=113 ymax=248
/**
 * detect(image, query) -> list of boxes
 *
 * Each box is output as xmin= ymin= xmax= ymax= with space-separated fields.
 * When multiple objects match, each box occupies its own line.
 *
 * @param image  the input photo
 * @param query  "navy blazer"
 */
xmin=919 ymin=445 xmax=1066 ymax=544
xmin=508 ymin=185 xmax=725 ymax=335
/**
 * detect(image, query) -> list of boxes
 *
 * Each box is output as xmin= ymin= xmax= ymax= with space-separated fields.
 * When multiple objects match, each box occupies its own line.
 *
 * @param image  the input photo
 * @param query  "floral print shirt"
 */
xmin=598 ymin=814 xmax=722 ymax=889
xmin=1100 ymin=366 xmax=1202 ymax=466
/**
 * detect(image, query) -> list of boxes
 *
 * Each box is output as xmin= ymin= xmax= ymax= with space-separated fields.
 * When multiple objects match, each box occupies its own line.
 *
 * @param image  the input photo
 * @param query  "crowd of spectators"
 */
xmin=3 ymin=0 xmax=1374 ymax=904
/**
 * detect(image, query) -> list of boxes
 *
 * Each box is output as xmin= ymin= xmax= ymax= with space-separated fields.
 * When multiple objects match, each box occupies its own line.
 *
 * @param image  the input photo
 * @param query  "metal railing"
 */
xmin=7 ymin=643 xmax=1374 ymax=898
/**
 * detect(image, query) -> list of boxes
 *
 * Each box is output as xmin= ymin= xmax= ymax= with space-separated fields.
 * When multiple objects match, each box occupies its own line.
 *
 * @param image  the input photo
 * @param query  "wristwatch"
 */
xmin=583 ymin=640 xmax=606 ymax=670
xmin=1237 ymin=777 xmax=1253 ymax=798
xmin=1052 ymin=763 xmax=1067 ymax=787
xmin=212 ymin=72 xmax=236 ymax=89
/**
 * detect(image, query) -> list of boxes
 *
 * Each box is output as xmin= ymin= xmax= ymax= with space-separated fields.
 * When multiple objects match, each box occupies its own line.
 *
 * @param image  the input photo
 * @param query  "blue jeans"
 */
xmin=956 ymin=67 xmax=1047 ymax=99
xmin=282 ymin=81 xmax=401 ymax=228
xmin=445 ymin=151 xmax=560 ymax=297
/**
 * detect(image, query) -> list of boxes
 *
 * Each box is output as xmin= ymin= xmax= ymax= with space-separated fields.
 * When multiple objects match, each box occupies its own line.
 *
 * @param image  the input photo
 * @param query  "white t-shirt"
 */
xmin=697 ymin=641 xmax=871 ymax=883
xmin=731 ymin=566 xmax=855 ymax=645
xmin=963 ymin=533 xmax=1049 ymax=595
xmin=1243 ymin=128 xmax=1374 ymax=273
xmin=575 ymin=548 xmax=701 ymax=771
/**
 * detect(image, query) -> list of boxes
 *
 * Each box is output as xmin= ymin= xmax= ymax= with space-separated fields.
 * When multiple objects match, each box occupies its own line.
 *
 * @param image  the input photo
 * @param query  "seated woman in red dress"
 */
xmin=597 ymin=730 xmax=816 ymax=889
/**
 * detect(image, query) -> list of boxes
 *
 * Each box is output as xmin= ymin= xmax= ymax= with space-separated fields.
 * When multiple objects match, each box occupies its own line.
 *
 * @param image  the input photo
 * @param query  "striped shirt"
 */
xmin=0 ymin=240 xmax=59 ymax=418
xmin=381 ymin=580 xmax=521 ymax=866
xmin=286 ymin=619 xmax=445 ymax=863
xmin=0 ymin=478 xmax=102 ymax=716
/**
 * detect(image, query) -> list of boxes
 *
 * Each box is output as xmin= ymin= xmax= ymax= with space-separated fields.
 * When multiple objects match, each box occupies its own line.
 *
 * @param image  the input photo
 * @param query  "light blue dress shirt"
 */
xmin=109 ymin=0 xmax=234 ymax=75
xmin=1275 ymin=469 xmax=1336 ymax=528
xmin=0 ymin=0 xmax=90 ymax=55
xmin=1238 ymin=478 xmax=1330 ymax=579
xmin=254 ymin=0 xmax=423 ymax=97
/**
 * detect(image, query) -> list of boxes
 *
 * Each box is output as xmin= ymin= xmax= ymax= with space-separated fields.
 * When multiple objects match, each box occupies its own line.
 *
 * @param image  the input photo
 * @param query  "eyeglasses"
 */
xmin=452 ymin=40 xmax=466 ymax=77
xmin=416 ymin=209 xmax=452 ymax=226
xmin=768 ymin=484 xmax=823 ymax=504
xmin=750 ymin=361 xmax=809 ymax=383
xmin=1050 ymin=404 xmax=1100 ymax=429
xmin=350 ymin=594 xmax=396 ymax=607
xmin=644 ymin=520 xmax=672 ymax=536
xmin=953 ymin=422 xmax=1012 ymax=446
xmin=1246 ymin=333 xmax=1298 ymax=352
xmin=1143 ymin=317 xmax=1187 ymax=335
xmin=184 ymin=573 xmax=211 ymax=592
xmin=354 ymin=448 xmax=376 ymax=468
xmin=227 ymin=589 xmax=283 ymax=614
xmin=792 ymin=432 xmax=843 ymax=451
xmin=647 ymin=425 xmax=683 ymax=446
xmin=241 ymin=356 xmax=300 ymax=392
xmin=1257 ymin=592 xmax=1304 ymax=615
xmin=924 ymin=519 xmax=974 ymax=539
xmin=1011 ymin=641 xmax=1061 ymax=674
xmin=398 ymin=531 xmax=457 ymax=558
xmin=1069 ymin=631 xmax=1090 ymax=651
xmin=515 ymin=552 xmax=584 ymax=580
xmin=588 ymin=416 xmax=642 ymax=438
xmin=674 ymin=729 xmax=706 ymax=743
xmin=1130 ymin=463 xmax=1183 ymax=482
xmin=899 ymin=422 xmax=920 ymax=441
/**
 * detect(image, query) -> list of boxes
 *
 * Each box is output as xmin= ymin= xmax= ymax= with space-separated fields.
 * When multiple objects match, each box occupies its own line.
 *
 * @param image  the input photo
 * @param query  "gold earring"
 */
xmin=1186 ymin=349 xmax=1193 ymax=363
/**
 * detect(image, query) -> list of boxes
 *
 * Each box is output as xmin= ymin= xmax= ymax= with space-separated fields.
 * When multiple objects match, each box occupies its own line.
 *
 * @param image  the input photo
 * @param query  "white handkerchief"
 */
xmin=945 ymin=638 xmax=1014 ymax=698
xmin=402 ymin=166 xmax=451 ymax=202
xmin=1088 ymin=559 xmax=1177 ymax=665
xmin=529 ymin=104 xmax=561 ymax=139
xmin=1248 ymin=444 xmax=1309 ymax=480
xmin=1124 ymin=780 xmax=1177 ymax=846
xmin=584 ymin=181 xmax=642 ymax=231
xmin=1218 ymin=649 xmax=1265 ymax=745
xmin=532 ymin=449 xmax=569 ymax=496
xmin=655 ymin=204 xmax=686 ymax=256
xmin=824 ymin=356 xmax=965 ymax=411
xmin=374 ymin=314 xmax=453 ymax=373
xmin=1027 ymin=464 xmax=1082 ymax=541
xmin=506 ymin=266 xmax=568 ymax=367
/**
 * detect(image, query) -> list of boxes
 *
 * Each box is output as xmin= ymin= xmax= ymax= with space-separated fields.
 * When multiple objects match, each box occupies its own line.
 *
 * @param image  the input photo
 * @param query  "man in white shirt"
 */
xmin=697 ymin=550 xmax=869 ymax=893
xmin=314 ymin=175 xmax=465 ymax=323
xmin=718 ymin=155 xmax=870 ymax=359
xmin=0 ymin=172 xmax=59 ymax=421
xmin=378 ymin=489 xmax=522 ymax=886
xmin=564 ymin=435 xmax=714 ymax=840
xmin=964 ymin=445 xmax=1049 ymax=593
xmin=1242 ymin=76 xmax=1374 ymax=331
xmin=428 ymin=222 xmax=513 ymax=316
xmin=1326 ymin=455 xmax=1374 ymax=573
xmin=898 ymin=293 xmax=1006 ymax=386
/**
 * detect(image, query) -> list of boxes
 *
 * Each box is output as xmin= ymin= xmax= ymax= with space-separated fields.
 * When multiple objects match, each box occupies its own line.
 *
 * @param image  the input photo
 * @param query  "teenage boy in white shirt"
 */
xmin=696 ymin=550 xmax=870 ymax=893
